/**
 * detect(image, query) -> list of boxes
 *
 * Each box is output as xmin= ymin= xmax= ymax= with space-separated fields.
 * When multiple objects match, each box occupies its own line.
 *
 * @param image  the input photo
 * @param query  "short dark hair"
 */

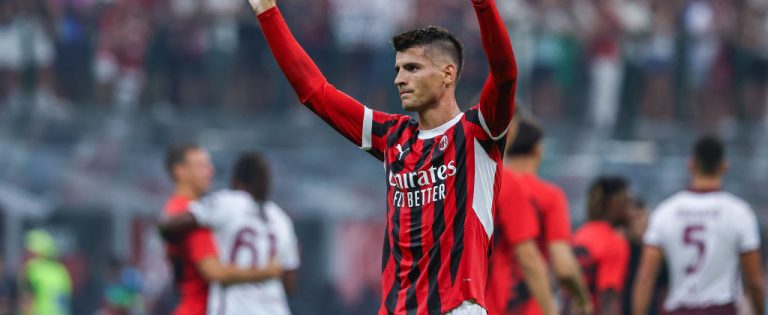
xmin=505 ymin=119 xmax=543 ymax=157
xmin=693 ymin=134 xmax=725 ymax=176
xmin=231 ymin=152 xmax=271 ymax=203
xmin=392 ymin=26 xmax=464 ymax=77
xmin=165 ymin=143 xmax=201 ymax=182
xmin=586 ymin=176 xmax=629 ymax=221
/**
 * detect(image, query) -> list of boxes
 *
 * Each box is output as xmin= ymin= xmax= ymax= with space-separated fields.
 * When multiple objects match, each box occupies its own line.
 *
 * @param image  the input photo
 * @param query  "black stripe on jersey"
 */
xmin=369 ymin=118 xmax=404 ymax=161
xmin=476 ymin=138 xmax=495 ymax=155
xmin=463 ymin=109 xmax=481 ymax=128
xmin=385 ymin=201 xmax=403 ymax=314
xmin=374 ymin=117 xmax=402 ymax=138
xmin=427 ymin=140 xmax=446 ymax=315
xmin=404 ymin=139 xmax=434 ymax=314
xmin=368 ymin=149 xmax=385 ymax=161
xmin=450 ymin=122 xmax=468 ymax=284
xmin=495 ymin=134 xmax=507 ymax=155
xmin=387 ymin=119 xmax=417 ymax=148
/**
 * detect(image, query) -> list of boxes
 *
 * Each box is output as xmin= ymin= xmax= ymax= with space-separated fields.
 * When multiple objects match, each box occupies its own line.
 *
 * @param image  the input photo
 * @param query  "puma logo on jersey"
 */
xmin=396 ymin=144 xmax=410 ymax=160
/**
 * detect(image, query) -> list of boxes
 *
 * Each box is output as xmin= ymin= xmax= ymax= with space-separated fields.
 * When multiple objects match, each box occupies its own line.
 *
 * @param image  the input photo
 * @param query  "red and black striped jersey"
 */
xmin=257 ymin=0 xmax=517 ymax=313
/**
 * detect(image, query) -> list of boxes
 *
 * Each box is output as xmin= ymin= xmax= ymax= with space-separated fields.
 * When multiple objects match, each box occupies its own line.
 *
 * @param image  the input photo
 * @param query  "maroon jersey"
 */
xmin=257 ymin=0 xmax=517 ymax=313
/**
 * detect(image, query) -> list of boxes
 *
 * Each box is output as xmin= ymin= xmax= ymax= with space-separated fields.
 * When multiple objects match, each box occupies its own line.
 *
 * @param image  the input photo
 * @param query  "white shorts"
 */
xmin=445 ymin=301 xmax=487 ymax=315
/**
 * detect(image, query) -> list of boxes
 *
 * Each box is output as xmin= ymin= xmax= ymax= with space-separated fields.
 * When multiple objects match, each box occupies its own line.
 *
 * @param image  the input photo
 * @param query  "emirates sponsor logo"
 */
xmin=389 ymin=161 xmax=457 ymax=208
xmin=388 ymin=161 xmax=457 ymax=189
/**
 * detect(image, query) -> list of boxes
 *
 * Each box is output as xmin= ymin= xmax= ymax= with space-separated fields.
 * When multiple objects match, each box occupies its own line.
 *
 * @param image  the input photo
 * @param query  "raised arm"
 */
xmin=250 ymin=0 xmax=387 ymax=153
xmin=473 ymin=0 xmax=518 ymax=139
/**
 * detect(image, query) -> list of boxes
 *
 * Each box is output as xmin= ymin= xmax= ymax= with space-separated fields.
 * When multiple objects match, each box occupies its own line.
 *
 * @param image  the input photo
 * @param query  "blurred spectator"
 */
xmin=0 ymin=256 xmax=18 ymax=315
xmin=582 ymin=0 xmax=625 ymax=134
xmin=96 ymin=257 xmax=144 ymax=315
xmin=20 ymin=229 xmax=73 ymax=315
xmin=638 ymin=0 xmax=677 ymax=122
xmin=94 ymin=0 xmax=151 ymax=112
xmin=0 ymin=0 xmax=68 ymax=120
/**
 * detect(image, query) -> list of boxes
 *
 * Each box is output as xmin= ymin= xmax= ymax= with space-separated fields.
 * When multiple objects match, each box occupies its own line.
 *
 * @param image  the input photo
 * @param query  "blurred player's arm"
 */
xmin=157 ymin=212 xmax=198 ymax=241
xmin=164 ymin=212 xmax=282 ymax=284
xmin=249 ymin=0 xmax=383 ymax=153
xmin=549 ymin=242 xmax=593 ymax=315
xmin=473 ymin=0 xmax=518 ymax=138
xmin=631 ymin=246 xmax=662 ymax=315
xmin=196 ymin=257 xmax=282 ymax=285
xmin=740 ymin=250 xmax=765 ymax=315
xmin=515 ymin=240 xmax=557 ymax=315
xmin=282 ymin=270 xmax=298 ymax=295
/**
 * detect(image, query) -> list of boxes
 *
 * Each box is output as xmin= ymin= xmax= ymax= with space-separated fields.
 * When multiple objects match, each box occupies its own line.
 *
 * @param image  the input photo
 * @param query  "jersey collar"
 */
xmin=686 ymin=187 xmax=722 ymax=194
xmin=417 ymin=113 xmax=464 ymax=140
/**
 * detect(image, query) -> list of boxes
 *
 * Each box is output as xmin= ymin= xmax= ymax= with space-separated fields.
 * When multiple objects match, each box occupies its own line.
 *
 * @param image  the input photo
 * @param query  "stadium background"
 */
xmin=1 ymin=0 xmax=768 ymax=313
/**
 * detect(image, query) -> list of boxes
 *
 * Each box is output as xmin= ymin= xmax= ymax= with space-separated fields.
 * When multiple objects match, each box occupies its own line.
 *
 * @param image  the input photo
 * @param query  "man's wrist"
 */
xmin=253 ymin=2 xmax=276 ymax=15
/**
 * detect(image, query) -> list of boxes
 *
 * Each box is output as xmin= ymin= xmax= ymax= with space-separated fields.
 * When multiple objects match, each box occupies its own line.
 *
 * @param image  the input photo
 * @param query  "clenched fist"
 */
xmin=248 ymin=0 xmax=276 ymax=15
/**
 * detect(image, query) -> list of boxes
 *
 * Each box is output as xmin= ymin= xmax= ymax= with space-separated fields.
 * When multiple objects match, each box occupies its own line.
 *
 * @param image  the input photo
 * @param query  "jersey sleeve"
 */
xmin=189 ymin=194 xmax=228 ymax=230
xmin=496 ymin=175 xmax=539 ymax=244
xmin=543 ymin=185 xmax=571 ymax=242
xmin=184 ymin=228 xmax=218 ymax=263
xmin=473 ymin=0 xmax=518 ymax=140
xmin=643 ymin=207 xmax=665 ymax=247
xmin=257 ymin=7 xmax=404 ymax=161
xmin=595 ymin=236 xmax=629 ymax=292
xmin=737 ymin=205 xmax=761 ymax=252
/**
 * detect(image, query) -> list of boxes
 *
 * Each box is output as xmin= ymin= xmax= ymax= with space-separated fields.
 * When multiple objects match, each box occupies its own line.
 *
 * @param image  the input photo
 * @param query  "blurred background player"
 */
xmin=160 ymin=152 xmax=298 ymax=315
xmin=248 ymin=0 xmax=518 ymax=313
xmin=621 ymin=199 xmax=667 ymax=315
xmin=509 ymin=117 xmax=593 ymax=315
xmin=161 ymin=143 xmax=283 ymax=315
xmin=20 ymin=229 xmax=72 ymax=315
xmin=486 ymin=117 xmax=558 ymax=315
xmin=572 ymin=176 xmax=631 ymax=315
xmin=632 ymin=135 xmax=765 ymax=315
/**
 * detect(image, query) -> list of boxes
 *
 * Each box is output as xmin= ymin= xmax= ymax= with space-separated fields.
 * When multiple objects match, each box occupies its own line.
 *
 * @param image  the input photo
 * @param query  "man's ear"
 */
xmin=443 ymin=63 xmax=457 ymax=86
xmin=719 ymin=161 xmax=729 ymax=176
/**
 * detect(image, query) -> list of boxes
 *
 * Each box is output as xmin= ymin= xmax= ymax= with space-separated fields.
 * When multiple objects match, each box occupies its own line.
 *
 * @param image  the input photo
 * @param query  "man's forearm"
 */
xmin=516 ymin=242 xmax=557 ymax=315
xmin=560 ymin=272 xmax=592 ymax=312
xmin=257 ymin=7 xmax=325 ymax=103
xmin=472 ymin=0 xmax=517 ymax=82
xmin=631 ymin=280 xmax=652 ymax=315
xmin=550 ymin=243 xmax=592 ymax=310
xmin=198 ymin=258 xmax=278 ymax=285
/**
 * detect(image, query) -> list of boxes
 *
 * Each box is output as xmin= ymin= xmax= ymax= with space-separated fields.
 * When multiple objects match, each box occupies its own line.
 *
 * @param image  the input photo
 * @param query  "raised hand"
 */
xmin=247 ymin=0 xmax=276 ymax=15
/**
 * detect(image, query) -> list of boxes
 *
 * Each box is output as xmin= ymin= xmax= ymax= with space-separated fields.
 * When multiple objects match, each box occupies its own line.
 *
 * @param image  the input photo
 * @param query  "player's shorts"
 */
xmin=664 ymin=303 xmax=736 ymax=315
xmin=445 ymin=301 xmax=487 ymax=315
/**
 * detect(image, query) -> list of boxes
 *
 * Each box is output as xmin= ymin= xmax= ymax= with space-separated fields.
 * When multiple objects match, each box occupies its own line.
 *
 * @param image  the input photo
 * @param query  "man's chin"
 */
xmin=401 ymin=102 xmax=420 ymax=112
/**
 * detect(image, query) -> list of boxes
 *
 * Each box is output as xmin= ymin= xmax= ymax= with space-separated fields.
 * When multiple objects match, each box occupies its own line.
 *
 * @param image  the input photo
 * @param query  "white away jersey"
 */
xmin=190 ymin=190 xmax=300 ymax=315
xmin=644 ymin=190 xmax=760 ymax=311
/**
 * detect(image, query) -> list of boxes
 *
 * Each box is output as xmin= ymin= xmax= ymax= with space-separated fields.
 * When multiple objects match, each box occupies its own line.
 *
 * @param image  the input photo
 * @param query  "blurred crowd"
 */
xmin=0 ymin=0 xmax=767 ymax=133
